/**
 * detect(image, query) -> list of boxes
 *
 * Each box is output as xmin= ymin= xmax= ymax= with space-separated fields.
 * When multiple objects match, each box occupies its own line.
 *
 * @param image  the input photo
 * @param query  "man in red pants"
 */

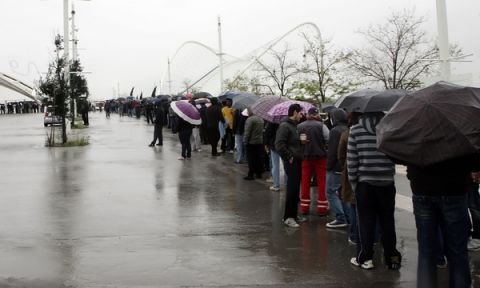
xmin=297 ymin=107 xmax=330 ymax=215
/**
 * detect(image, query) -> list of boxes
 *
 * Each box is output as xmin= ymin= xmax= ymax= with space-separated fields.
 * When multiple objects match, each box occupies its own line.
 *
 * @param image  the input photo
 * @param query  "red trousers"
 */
xmin=300 ymin=158 xmax=328 ymax=214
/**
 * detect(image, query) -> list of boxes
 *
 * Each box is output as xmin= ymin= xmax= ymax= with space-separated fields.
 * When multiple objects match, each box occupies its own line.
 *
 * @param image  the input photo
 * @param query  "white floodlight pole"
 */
xmin=63 ymin=0 xmax=70 ymax=83
xmin=168 ymin=58 xmax=172 ymax=94
xmin=436 ymin=0 xmax=451 ymax=81
xmin=217 ymin=16 xmax=224 ymax=93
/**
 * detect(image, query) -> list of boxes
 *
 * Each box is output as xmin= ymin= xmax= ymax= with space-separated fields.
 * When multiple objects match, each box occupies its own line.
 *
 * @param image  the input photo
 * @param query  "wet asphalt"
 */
xmin=0 ymin=112 xmax=479 ymax=288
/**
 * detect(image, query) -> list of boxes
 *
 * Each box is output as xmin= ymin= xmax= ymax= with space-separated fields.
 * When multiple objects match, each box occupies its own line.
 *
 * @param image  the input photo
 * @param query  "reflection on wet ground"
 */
xmin=0 ymin=113 xmax=479 ymax=287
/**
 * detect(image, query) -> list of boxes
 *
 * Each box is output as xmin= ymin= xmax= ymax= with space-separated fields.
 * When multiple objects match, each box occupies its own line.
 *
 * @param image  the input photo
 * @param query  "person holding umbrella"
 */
xmin=169 ymin=100 xmax=202 ymax=160
xmin=377 ymin=82 xmax=480 ymax=287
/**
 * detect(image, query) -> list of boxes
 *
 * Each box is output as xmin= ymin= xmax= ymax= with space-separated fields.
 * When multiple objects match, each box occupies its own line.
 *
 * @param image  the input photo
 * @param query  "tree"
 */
xmin=348 ymin=10 xmax=440 ymax=90
xmin=255 ymin=45 xmax=301 ymax=97
xmin=293 ymin=33 xmax=357 ymax=105
xmin=70 ymin=59 xmax=89 ymax=127
xmin=38 ymin=34 xmax=69 ymax=143
xmin=223 ymin=74 xmax=264 ymax=95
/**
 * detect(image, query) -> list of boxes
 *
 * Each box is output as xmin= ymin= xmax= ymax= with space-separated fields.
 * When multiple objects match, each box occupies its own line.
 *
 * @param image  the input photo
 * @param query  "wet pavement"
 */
xmin=1 ymin=112 xmax=479 ymax=288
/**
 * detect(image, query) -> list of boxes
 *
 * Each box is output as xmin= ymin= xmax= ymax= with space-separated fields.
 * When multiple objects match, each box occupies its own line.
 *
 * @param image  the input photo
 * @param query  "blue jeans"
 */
xmin=413 ymin=194 xmax=471 ymax=288
xmin=234 ymin=134 xmax=245 ymax=163
xmin=326 ymin=171 xmax=346 ymax=223
xmin=270 ymin=150 xmax=280 ymax=188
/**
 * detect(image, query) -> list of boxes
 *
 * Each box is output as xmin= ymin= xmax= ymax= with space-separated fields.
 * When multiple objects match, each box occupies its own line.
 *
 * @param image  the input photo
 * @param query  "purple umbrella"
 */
xmin=250 ymin=95 xmax=288 ymax=122
xmin=267 ymin=100 xmax=315 ymax=123
xmin=170 ymin=101 xmax=202 ymax=125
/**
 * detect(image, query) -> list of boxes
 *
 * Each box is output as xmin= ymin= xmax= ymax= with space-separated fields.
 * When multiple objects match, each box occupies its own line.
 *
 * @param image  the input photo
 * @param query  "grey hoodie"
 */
xmin=346 ymin=113 xmax=395 ymax=187
xmin=326 ymin=109 xmax=348 ymax=172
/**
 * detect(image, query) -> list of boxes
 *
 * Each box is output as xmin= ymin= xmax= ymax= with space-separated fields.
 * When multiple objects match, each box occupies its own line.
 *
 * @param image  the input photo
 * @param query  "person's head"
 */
xmin=288 ymin=103 xmax=303 ymax=122
xmin=306 ymin=107 xmax=320 ymax=120
xmin=210 ymin=97 xmax=219 ymax=106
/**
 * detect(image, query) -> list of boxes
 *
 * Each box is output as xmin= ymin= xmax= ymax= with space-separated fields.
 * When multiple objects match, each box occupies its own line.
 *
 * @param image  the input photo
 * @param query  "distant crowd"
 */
xmin=0 ymin=101 xmax=42 ymax=114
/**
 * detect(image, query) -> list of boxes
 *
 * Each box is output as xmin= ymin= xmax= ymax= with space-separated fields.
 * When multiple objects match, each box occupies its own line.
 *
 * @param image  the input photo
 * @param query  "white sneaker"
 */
xmin=468 ymin=238 xmax=480 ymax=251
xmin=269 ymin=186 xmax=280 ymax=191
xmin=284 ymin=218 xmax=299 ymax=228
xmin=361 ymin=260 xmax=374 ymax=269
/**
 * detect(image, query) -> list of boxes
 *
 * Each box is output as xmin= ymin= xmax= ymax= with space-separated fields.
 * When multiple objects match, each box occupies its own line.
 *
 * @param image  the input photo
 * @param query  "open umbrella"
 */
xmin=250 ymin=95 xmax=287 ymax=122
xmin=231 ymin=93 xmax=259 ymax=110
xmin=334 ymin=89 xmax=378 ymax=112
xmin=193 ymin=92 xmax=212 ymax=100
xmin=170 ymin=101 xmax=202 ymax=125
xmin=218 ymin=91 xmax=243 ymax=102
xmin=354 ymin=89 xmax=409 ymax=113
xmin=267 ymin=100 xmax=315 ymax=123
xmin=377 ymin=81 xmax=480 ymax=167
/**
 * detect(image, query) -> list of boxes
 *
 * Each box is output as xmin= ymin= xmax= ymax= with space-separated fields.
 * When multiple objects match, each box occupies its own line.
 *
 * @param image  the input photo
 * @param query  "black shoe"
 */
xmin=244 ymin=176 xmax=254 ymax=180
xmin=148 ymin=143 xmax=154 ymax=147
xmin=156 ymin=143 xmax=162 ymax=146
xmin=255 ymin=174 xmax=262 ymax=179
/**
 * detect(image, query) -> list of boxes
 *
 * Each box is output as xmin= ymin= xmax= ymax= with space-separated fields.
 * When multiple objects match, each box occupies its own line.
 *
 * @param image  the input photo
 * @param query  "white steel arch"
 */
xmin=0 ymin=73 xmax=38 ymax=101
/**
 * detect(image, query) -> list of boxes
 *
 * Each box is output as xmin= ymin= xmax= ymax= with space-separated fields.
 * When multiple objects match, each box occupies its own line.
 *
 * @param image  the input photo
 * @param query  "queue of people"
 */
xmin=107 ymin=92 xmax=479 ymax=287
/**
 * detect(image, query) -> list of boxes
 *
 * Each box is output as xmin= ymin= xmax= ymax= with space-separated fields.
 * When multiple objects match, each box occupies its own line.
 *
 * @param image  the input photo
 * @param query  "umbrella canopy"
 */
xmin=377 ymin=81 xmax=480 ymax=167
xmin=170 ymin=101 xmax=202 ymax=125
xmin=218 ymin=91 xmax=245 ymax=101
xmin=354 ymin=89 xmax=409 ymax=113
xmin=334 ymin=89 xmax=379 ymax=112
xmin=193 ymin=92 xmax=212 ymax=100
xmin=194 ymin=98 xmax=211 ymax=105
xmin=267 ymin=100 xmax=315 ymax=123
xmin=231 ymin=93 xmax=259 ymax=110
xmin=250 ymin=95 xmax=288 ymax=122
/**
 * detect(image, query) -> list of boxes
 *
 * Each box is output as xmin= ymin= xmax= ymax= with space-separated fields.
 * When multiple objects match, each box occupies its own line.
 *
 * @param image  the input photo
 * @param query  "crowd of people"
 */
xmin=0 ymin=101 xmax=42 ymax=114
xmin=105 ymin=95 xmax=480 ymax=288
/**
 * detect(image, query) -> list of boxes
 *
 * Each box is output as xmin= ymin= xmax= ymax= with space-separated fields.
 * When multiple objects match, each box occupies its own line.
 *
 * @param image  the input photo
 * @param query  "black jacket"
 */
xmin=154 ymin=107 xmax=164 ymax=126
xmin=264 ymin=122 xmax=279 ymax=151
xmin=232 ymin=110 xmax=247 ymax=135
xmin=407 ymin=154 xmax=480 ymax=196
xmin=275 ymin=118 xmax=303 ymax=162
xmin=327 ymin=109 xmax=348 ymax=171
xmin=205 ymin=104 xmax=224 ymax=128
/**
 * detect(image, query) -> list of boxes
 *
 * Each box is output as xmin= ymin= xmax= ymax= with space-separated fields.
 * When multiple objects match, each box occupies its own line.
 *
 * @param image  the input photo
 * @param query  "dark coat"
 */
xmin=154 ymin=107 xmax=164 ymax=126
xmin=327 ymin=109 xmax=348 ymax=171
xmin=407 ymin=154 xmax=480 ymax=196
xmin=275 ymin=118 xmax=303 ymax=162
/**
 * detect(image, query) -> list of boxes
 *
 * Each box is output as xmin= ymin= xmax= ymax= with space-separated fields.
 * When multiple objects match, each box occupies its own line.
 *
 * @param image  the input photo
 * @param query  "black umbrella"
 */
xmin=377 ymin=81 xmax=480 ymax=167
xmin=334 ymin=89 xmax=378 ymax=112
xmin=129 ymin=87 xmax=135 ymax=97
xmin=231 ymin=93 xmax=259 ymax=110
xmin=193 ymin=92 xmax=212 ymax=100
xmin=151 ymin=86 xmax=157 ymax=98
xmin=354 ymin=89 xmax=408 ymax=113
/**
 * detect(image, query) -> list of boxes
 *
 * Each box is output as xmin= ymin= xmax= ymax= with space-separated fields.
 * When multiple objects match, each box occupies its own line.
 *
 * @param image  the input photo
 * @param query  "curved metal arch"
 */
xmin=0 ymin=73 xmax=38 ymax=101
xmin=162 ymin=22 xmax=323 ymax=94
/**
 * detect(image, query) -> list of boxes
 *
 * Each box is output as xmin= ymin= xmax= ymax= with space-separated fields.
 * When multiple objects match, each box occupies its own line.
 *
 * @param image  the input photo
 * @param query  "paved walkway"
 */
xmin=0 ymin=112 xmax=479 ymax=287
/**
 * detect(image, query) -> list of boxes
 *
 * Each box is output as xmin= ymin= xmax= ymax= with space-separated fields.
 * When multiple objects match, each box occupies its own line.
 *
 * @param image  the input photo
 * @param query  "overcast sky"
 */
xmin=1 ymin=0 xmax=479 ymax=101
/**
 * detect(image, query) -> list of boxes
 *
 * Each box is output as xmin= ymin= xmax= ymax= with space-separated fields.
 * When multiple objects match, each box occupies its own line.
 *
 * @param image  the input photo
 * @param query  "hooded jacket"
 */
xmin=347 ymin=113 xmax=395 ymax=188
xmin=326 ymin=109 xmax=348 ymax=171
xmin=297 ymin=118 xmax=329 ymax=160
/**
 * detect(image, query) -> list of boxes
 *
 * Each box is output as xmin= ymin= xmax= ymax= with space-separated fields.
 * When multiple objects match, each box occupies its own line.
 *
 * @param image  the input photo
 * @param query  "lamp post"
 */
xmin=436 ymin=0 xmax=451 ymax=81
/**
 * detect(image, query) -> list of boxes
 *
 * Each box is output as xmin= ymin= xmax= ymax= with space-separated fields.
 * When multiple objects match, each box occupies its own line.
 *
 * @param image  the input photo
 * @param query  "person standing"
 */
xmin=297 ymin=107 xmax=330 ymax=216
xmin=221 ymin=100 xmax=234 ymax=153
xmin=243 ymin=110 xmax=264 ymax=180
xmin=407 ymin=155 xmax=480 ymax=288
xmin=149 ymin=104 xmax=164 ymax=147
xmin=233 ymin=109 xmax=248 ymax=164
xmin=347 ymin=112 xmax=401 ymax=270
xmin=264 ymin=121 xmax=280 ymax=191
xmin=205 ymin=98 xmax=225 ymax=156
xmin=177 ymin=116 xmax=193 ymax=160
xmin=275 ymin=104 xmax=304 ymax=228
xmin=325 ymin=108 xmax=349 ymax=228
